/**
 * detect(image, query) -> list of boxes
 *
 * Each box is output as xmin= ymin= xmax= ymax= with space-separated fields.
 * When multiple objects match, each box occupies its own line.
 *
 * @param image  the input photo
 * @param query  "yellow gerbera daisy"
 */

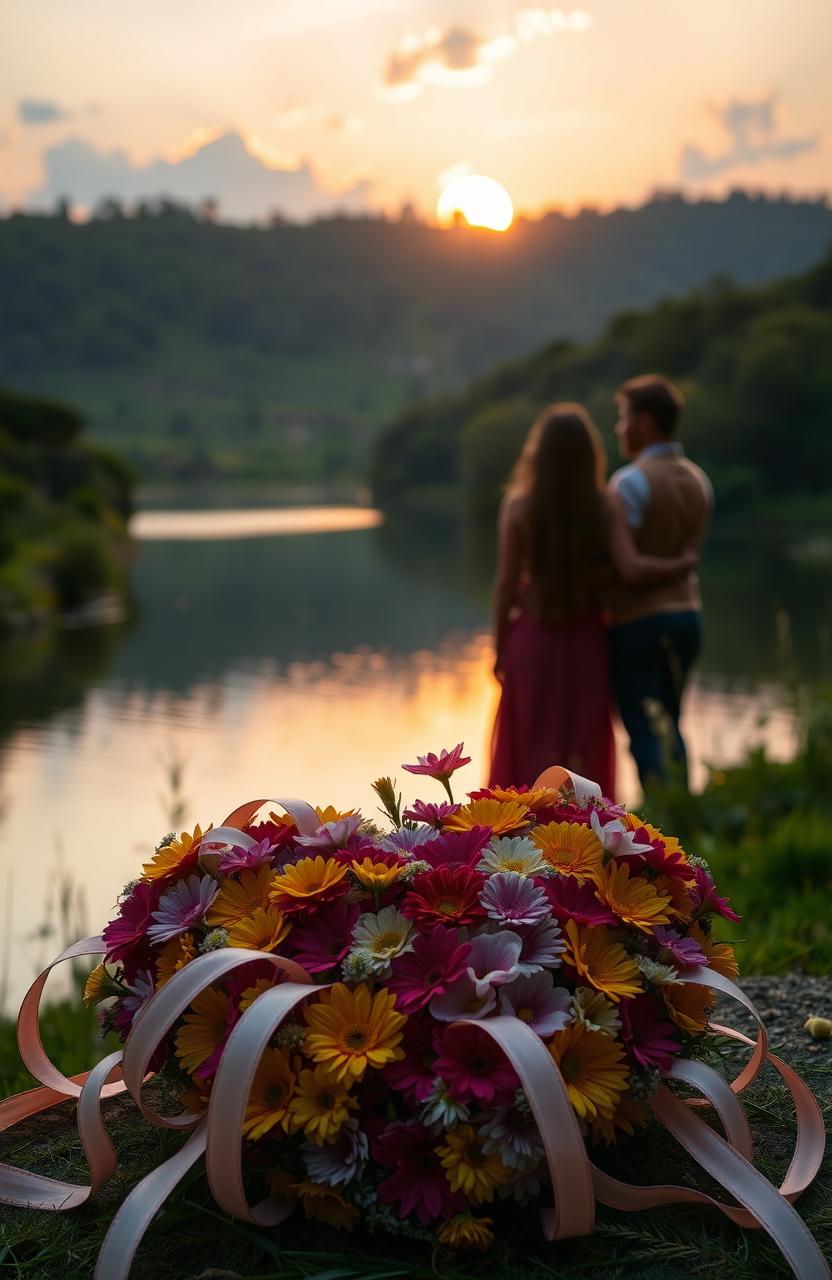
xmin=156 ymin=931 xmax=198 ymax=986
xmin=653 ymin=873 xmax=696 ymax=923
xmin=226 ymin=905 xmax=291 ymax=952
xmin=242 ymin=1047 xmax=296 ymax=1141
xmin=687 ymin=922 xmax=739 ymax=980
xmin=207 ymin=865 xmax=274 ymax=927
xmin=350 ymin=857 xmax=405 ymax=890
xmin=269 ymin=856 xmax=348 ymax=908
xmin=304 ymin=982 xmax=406 ymax=1081
xmin=443 ymin=799 xmax=530 ymax=836
xmin=437 ymin=1215 xmax=495 ymax=1251
xmin=591 ymin=1093 xmax=648 ymax=1145
xmin=563 ymin=920 xmax=642 ymax=1002
xmin=436 ymin=1124 xmax=509 ymax=1203
xmin=296 ymin=1180 xmax=359 ymax=1230
xmin=531 ymin=821 xmax=604 ymax=880
xmin=486 ymin=786 xmax=561 ymax=813
xmin=82 ymin=962 xmax=120 ymax=1005
xmin=548 ymin=1023 xmax=629 ymax=1121
xmin=662 ymin=982 xmax=713 ymax=1035
xmin=593 ymin=862 xmax=672 ymax=933
xmin=315 ymin=805 xmax=356 ymax=824
xmin=175 ymin=986 xmax=230 ymax=1075
xmin=179 ymin=1078 xmax=211 ymax=1115
xmin=238 ymin=977 xmax=274 ymax=1012
xmin=288 ymin=1064 xmax=358 ymax=1144
xmin=142 ymin=825 xmax=206 ymax=881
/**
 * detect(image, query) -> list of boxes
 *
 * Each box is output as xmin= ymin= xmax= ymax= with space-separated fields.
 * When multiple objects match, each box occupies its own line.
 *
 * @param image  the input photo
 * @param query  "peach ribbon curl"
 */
xmin=0 ymin=773 xmax=828 ymax=1280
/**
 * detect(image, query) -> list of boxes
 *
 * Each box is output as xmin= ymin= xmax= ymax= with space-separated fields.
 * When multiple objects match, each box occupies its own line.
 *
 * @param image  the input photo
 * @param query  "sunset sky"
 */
xmin=2 ymin=0 xmax=830 ymax=222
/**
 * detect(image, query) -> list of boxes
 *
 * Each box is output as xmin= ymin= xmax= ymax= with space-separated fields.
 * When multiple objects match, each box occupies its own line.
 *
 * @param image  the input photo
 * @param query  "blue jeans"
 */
xmin=610 ymin=611 xmax=702 ymax=786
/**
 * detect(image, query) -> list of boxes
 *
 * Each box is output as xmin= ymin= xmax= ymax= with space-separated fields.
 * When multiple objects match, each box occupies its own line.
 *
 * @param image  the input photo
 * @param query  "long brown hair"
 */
xmin=508 ymin=403 xmax=609 ymax=620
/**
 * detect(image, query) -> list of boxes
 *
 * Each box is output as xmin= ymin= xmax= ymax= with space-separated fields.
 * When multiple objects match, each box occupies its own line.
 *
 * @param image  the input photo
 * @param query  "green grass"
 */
xmin=1 ymin=1057 xmax=829 ymax=1280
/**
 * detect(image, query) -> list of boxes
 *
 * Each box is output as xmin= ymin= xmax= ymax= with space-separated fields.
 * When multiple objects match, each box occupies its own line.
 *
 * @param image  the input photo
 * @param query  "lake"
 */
xmin=0 ymin=493 xmax=828 ymax=1011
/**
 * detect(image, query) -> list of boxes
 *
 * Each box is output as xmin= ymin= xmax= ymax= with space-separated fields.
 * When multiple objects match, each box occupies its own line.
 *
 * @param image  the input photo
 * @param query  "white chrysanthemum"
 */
xmin=350 ymin=905 xmax=415 ymax=973
xmin=498 ymin=1152 xmax=547 ymax=1201
xmin=478 ymin=1106 xmax=545 ymax=1167
xmin=570 ymin=985 xmax=622 ymax=1036
xmin=637 ymin=956 xmax=684 ymax=986
xmin=302 ymin=1119 xmax=368 ymax=1185
xmin=420 ymin=1078 xmax=470 ymax=1129
xmin=476 ymin=836 xmax=550 ymax=878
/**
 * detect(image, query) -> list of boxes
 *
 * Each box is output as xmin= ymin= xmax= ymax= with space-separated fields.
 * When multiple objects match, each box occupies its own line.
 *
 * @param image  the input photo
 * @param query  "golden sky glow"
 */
xmin=1 ymin=1 xmax=830 ymax=220
xmin=436 ymin=173 xmax=514 ymax=230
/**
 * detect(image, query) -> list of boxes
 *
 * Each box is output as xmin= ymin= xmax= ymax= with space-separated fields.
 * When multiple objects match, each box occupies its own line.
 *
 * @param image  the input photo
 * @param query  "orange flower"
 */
xmin=142 ymin=825 xmax=206 ymax=881
xmin=484 ymin=785 xmax=561 ymax=813
xmin=156 ymin=931 xmax=198 ymax=986
xmin=304 ymin=982 xmax=406 ymax=1081
xmin=653 ymin=873 xmax=695 ymax=923
xmin=207 ymin=865 xmax=274 ymax=927
xmin=296 ymin=1180 xmax=359 ymax=1230
xmin=226 ymin=906 xmax=291 ymax=952
xmin=531 ymin=821 xmax=604 ymax=881
xmin=591 ymin=1093 xmax=648 ymax=1145
xmin=593 ymin=862 xmax=672 ymax=933
xmin=563 ymin=920 xmax=642 ymax=1002
xmin=443 ymin=798 xmax=529 ymax=835
xmin=663 ymin=981 xmax=713 ymax=1035
xmin=269 ymin=856 xmax=348 ymax=911
xmin=688 ymin=922 xmax=739 ymax=980
xmin=350 ymin=856 xmax=405 ymax=890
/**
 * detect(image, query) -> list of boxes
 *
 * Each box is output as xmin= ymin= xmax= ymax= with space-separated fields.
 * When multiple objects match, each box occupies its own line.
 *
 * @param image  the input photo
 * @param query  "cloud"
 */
xmin=274 ymin=101 xmax=362 ymax=133
xmin=680 ymin=94 xmax=819 ymax=181
xmin=28 ymin=131 xmax=374 ymax=222
xmin=18 ymin=98 xmax=71 ymax=125
xmin=380 ymin=8 xmax=590 ymax=99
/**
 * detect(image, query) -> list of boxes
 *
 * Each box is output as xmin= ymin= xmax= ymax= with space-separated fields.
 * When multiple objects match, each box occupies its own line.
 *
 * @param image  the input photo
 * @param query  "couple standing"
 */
xmin=489 ymin=374 xmax=712 ymax=800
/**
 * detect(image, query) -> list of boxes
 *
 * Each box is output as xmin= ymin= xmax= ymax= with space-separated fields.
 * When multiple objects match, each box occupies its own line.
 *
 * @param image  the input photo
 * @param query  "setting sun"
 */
xmin=436 ymin=174 xmax=514 ymax=231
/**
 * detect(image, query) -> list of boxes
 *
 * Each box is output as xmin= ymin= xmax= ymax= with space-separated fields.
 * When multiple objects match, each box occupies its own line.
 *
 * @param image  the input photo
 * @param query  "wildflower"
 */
xmin=375 ymin=1120 xmax=463 ymax=1224
xmin=689 ymin=865 xmax=742 ymax=923
xmin=593 ymin=862 xmax=672 ymax=933
xmin=563 ymin=921 xmax=642 ymax=1002
xmin=443 ymin=798 xmax=529 ymax=835
xmin=571 ymin=986 xmax=621 ymax=1036
xmin=269 ymin=856 xmax=349 ymax=912
xmin=217 ymin=837 xmax=277 ymax=875
xmin=399 ymin=858 xmax=431 ymax=882
xmin=434 ymin=1024 xmax=518 ymax=1106
xmin=207 ymin=865 xmax=273 ymax=926
xmin=402 ymin=799 xmax=461 ymax=827
xmin=531 ymin=822 xmax=604 ymax=880
xmin=436 ymin=1124 xmax=510 ymax=1202
xmin=436 ymin=1215 xmax=494 ymax=1251
xmin=476 ymin=835 xmax=549 ymax=877
xmin=480 ymin=871 xmax=550 ymax=928
xmin=499 ymin=972 xmax=572 ymax=1037
xmin=619 ymin=994 xmax=680 ymax=1072
xmin=142 ymin=825 xmax=205 ymax=882
xmin=351 ymin=905 xmax=416 ymax=973
xmin=387 ymin=923 xmax=471 ymax=1013
xmin=147 ymin=874 xmax=219 ymax=945
xmin=402 ymin=742 xmax=471 ymax=784
xmin=242 ymin=1048 xmax=295 ymax=1140
xmin=304 ymin=982 xmax=406 ymax=1082
xmin=371 ymin=775 xmax=402 ymax=827
xmin=83 ymin=963 xmax=121 ymax=1006
xmin=302 ymin=1118 xmax=368 ymax=1185
xmin=652 ymin=925 xmax=707 ymax=970
xmin=289 ymin=1064 xmax=358 ymax=1144
xmin=548 ymin=1023 xmax=629 ymax=1121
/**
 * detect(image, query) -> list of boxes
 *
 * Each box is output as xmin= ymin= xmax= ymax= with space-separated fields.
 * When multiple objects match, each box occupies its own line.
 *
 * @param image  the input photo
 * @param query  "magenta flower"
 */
xmin=103 ymin=881 xmax=160 ymax=963
xmin=480 ymin=871 xmax=550 ymax=927
xmin=690 ymin=866 xmax=742 ymax=923
xmin=619 ymin=994 xmax=680 ymax=1072
xmin=290 ymin=898 xmax=360 ymax=973
xmin=543 ymin=875 xmax=619 ymax=926
xmin=401 ymin=800 xmax=461 ymax=827
xmin=296 ymin=814 xmax=364 ymax=851
xmin=498 ymin=972 xmax=572 ymax=1037
xmin=652 ymin=926 xmax=707 ymax=970
xmin=384 ymin=1016 xmax=440 ymax=1103
xmin=402 ymin=743 xmax=471 ymax=780
xmin=113 ymin=969 xmax=156 ymax=1035
xmin=217 ymin=837 xmax=277 ymax=875
xmin=434 ymin=1024 xmax=519 ymax=1105
xmin=514 ymin=918 xmax=566 ymax=973
xmin=387 ymin=924 xmax=472 ymax=1013
xmin=147 ymin=874 xmax=219 ymax=944
xmin=417 ymin=826 xmax=492 ymax=869
xmin=374 ymin=1121 xmax=464 ymax=1224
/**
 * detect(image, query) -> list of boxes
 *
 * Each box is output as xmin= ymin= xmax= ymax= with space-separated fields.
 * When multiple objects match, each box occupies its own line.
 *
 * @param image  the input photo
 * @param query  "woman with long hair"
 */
xmin=489 ymin=402 xmax=696 ymax=797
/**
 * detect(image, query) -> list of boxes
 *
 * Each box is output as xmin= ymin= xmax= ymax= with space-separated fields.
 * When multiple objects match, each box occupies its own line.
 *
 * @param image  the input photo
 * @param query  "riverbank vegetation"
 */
xmin=0 ymin=386 xmax=134 ymax=629
xmin=371 ymin=249 xmax=832 ymax=525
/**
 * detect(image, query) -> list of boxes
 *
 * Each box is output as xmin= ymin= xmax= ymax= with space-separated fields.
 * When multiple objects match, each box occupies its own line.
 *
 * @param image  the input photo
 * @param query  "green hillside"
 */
xmin=1 ymin=192 xmax=830 ymax=482
xmin=370 ymin=251 xmax=832 ymax=520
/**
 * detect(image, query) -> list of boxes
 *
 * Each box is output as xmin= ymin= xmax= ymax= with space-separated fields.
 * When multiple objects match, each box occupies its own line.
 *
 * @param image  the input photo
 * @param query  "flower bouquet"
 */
xmin=0 ymin=751 xmax=828 ymax=1280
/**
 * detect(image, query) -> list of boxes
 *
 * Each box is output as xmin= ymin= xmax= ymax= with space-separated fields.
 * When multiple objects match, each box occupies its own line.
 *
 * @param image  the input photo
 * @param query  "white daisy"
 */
xmin=350 ymin=905 xmax=415 ymax=973
xmin=570 ymin=985 xmax=622 ymax=1036
xmin=637 ymin=956 xmax=684 ymax=986
xmin=476 ymin=836 xmax=550 ymax=878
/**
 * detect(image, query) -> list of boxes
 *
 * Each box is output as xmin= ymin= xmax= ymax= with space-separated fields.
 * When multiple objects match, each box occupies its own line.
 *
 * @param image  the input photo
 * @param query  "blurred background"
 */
xmin=1 ymin=0 xmax=831 ymax=1017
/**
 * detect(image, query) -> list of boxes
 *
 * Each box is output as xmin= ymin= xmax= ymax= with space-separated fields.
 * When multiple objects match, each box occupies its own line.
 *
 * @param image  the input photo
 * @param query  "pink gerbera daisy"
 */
xmin=401 ymin=866 xmax=486 ymax=930
xmin=374 ymin=1121 xmax=464 ymax=1224
xmin=147 ymin=874 xmax=219 ymax=944
xmin=401 ymin=800 xmax=461 ymax=828
xmin=289 ymin=898 xmax=360 ymax=973
xmin=384 ymin=1016 xmax=440 ymax=1103
xmin=480 ymin=871 xmax=550 ymax=927
xmin=498 ymin=972 xmax=572 ymax=1037
xmin=652 ymin=926 xmax=707 ymax=970
xmin=417 ymin=827 xmax=492 ymax=869
xmin=689 ymin=866 xmax=742 ymax=923
xmin=296 ymin=814 xmax=364 ymax=852
xmin=217 ymin=837 xmax=277 ymax=875
xmin=619 ymin=993 xmax=680 ymax=1072
xmin=103 ymin=881 xmax=161 ymax=963
xmin=514 ymin=918 xmax=566 ymax=973
xmin=543 ymin=875 xmax=619 ymax=926
xmin=387 ymin=924 xmax=472 ymax=1013
xmin=401 ymin=743 xmax=471 ymax=781
xmin=434 ymin=1024 xmax=519 ymax=1105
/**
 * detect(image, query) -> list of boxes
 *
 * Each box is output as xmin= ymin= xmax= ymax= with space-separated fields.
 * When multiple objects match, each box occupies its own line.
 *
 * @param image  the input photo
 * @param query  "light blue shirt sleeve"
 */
xmin=609 ymin=464 xmax=651 ymax=530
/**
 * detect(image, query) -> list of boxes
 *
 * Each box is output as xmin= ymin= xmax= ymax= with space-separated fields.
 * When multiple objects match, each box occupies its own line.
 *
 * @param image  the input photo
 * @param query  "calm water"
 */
xmin=1 ymin=497 xmax=828 ymax=1011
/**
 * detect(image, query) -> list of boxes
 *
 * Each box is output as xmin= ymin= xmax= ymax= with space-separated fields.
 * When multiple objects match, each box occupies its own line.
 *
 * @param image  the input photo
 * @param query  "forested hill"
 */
xmin=370 ymin=251 xmax=832 ymax=518
xmin=1 ymin=192 xmax=831 ymax=481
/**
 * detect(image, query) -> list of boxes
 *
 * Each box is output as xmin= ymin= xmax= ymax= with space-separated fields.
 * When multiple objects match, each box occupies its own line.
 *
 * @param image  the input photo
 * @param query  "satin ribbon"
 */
xmin=0 ymin=790 xmax=828 ymax=1280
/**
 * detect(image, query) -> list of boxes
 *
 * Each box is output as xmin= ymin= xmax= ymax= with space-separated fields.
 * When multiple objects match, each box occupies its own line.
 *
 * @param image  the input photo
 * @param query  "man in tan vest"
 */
xmin=608 ymin=374 xmax=713 ymax=786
